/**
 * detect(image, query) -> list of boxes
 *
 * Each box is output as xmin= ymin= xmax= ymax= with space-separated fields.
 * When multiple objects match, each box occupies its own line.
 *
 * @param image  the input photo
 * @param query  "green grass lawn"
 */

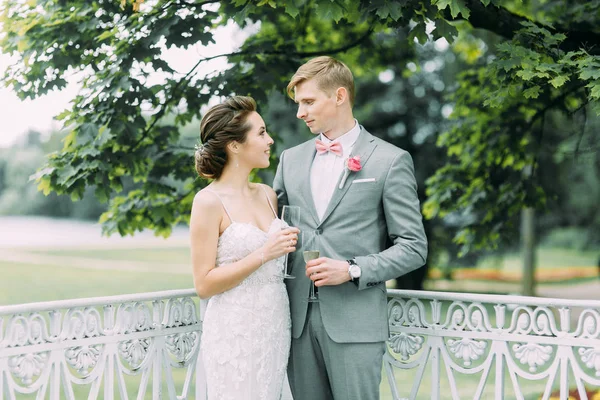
xmin=0 ymin=261 xmax=193 ymax=305
xmin=475 ymin=247 xmax=598 ymax=271
xmin=32 ymin=245 xmax=599 ymax=277
xmin=30 ymin=247 xmax=192 ymax=264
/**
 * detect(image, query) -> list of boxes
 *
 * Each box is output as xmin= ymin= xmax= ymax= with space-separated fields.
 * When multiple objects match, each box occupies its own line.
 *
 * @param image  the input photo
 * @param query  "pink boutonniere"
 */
xmin=338 ymin=156 xmax=362 ymax=189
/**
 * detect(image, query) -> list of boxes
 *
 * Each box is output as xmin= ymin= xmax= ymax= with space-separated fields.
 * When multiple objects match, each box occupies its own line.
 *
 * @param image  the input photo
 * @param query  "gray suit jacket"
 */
xmin=273 ymin=127 xmax=427 ymax=343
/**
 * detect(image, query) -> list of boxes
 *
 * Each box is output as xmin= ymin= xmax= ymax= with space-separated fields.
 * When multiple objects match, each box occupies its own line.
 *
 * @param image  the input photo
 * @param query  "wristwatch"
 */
xmin=347 ymin=259 xmax=361 ymax=284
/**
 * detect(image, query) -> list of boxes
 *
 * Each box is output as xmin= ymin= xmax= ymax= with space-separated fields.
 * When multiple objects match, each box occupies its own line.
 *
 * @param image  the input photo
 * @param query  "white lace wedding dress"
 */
xmin=201 ymin=190 xmax=293 ymax=400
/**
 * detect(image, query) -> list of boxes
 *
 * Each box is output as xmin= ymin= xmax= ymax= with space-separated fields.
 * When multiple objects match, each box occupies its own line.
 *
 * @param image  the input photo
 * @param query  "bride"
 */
xmin=190 ymin=96 xmax=298 ymax=399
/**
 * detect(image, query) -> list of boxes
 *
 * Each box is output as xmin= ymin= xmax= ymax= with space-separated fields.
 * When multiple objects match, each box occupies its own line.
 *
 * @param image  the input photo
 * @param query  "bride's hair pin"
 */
xmin=195 ymin=143 xmax=205 ymax=154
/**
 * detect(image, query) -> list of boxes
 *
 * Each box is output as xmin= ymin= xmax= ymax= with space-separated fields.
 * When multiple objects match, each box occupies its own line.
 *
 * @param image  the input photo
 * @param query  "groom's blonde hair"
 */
xmin=287 ymin=56 xmax=355 ymax=107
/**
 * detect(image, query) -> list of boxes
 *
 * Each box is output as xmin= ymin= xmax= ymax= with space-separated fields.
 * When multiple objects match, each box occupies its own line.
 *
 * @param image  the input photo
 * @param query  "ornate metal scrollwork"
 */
xmin=512 ymin=342 xmax=554 ymax=372
xmin=8 ymin=352 xmax=48 ymax=385
xmin=388 ymin=332 xmax=424 ymax=361
xmin=447 ymin=337 xmax=487 ymax=366
xmin=578 ymin=347 xmax=600 ymax=377
xmin=165 ymin=332 xmax=198 ymax=363
xmin=65 ymin=345 xmax=103 ymax=374
xmin=118 ymin=338 xmax=151 ymax=369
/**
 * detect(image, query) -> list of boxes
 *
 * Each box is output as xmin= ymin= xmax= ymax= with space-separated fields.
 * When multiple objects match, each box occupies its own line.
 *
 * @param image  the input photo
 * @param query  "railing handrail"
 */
xmin=3 ymin=287 xmax=600 ymax=316
xmin=0 ymin=288 xmax=198 ymax=315
xmin=387 ymin=288 xmax=600 ymax=308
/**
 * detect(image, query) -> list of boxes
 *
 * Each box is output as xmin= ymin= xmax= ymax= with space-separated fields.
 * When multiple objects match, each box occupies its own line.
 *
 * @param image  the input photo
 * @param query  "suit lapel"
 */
xmin=317 ymin=128 xmax=377 ymax=227
xmin=295 ymin=139 xmax=320 ymax=226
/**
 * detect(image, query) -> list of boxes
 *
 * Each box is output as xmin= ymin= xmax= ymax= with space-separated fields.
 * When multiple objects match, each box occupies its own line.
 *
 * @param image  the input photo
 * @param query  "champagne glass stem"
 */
xmin=308 ymin=280 xmax=318 ymax=301
xmin=282 ymin=254 xmax=288 ymax=274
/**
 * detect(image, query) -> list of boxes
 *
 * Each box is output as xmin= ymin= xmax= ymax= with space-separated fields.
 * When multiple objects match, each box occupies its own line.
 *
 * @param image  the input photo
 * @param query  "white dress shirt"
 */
xmin=311 ymin=120 xmax=361 ymax=220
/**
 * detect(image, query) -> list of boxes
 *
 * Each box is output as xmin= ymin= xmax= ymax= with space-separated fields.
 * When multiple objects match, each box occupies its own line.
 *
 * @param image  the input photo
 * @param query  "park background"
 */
xmin=0 ymin=0 xmax=599 ymax=307
xmin=1 ymin=1 xmax=599 ymax=399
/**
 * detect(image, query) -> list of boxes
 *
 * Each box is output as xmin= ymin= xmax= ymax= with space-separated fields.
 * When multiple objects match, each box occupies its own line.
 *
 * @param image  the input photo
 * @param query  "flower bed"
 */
xmin=429 ymin=266 xmax=598 ymax=283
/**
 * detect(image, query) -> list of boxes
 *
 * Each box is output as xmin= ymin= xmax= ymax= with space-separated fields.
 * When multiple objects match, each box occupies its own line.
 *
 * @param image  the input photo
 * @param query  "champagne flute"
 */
xmin=302 ymin=230 xmax=319 ymax=302
xmin=303 ymin=250 xmax=320 ymax=302
xmin=279 ymin=205 xmax=300 ymax=279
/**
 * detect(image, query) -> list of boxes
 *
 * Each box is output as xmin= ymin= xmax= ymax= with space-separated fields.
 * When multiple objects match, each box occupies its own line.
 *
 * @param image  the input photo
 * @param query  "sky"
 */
xmin=0 ymin=11 xmax=243 ymax=148
xmin=0 ymin=52 xmax=78 ymax=147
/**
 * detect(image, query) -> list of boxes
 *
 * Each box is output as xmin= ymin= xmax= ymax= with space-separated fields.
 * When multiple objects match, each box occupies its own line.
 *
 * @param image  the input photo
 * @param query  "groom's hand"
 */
xmin=305 ymin=258 xmax=351 ymax=287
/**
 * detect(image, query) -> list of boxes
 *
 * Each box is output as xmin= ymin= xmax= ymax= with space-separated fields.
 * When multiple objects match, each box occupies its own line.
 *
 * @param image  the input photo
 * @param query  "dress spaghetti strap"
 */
xmin=260 ymin=185 xmax=278 ymax=218
xmin=204 ymin=189 xmax=234 ymax=223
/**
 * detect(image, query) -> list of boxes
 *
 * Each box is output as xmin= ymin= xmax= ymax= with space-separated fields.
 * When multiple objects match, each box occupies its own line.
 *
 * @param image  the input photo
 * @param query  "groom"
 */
xmin=273 ymin=56 xmax=428 ymax=399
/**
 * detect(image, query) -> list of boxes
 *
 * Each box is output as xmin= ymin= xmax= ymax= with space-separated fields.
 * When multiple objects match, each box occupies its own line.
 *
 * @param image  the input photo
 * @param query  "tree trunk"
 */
xmin=521 ymin=207 xmax=536 ymax=296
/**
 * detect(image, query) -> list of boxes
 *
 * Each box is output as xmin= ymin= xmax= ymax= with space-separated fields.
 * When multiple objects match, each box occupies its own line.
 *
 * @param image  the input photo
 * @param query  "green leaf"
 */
xmin=433 ymin=19 xmax=458 ymax=41
xmin=284 ymin=2 xmax=300 ymax=18
xmin=37 ymin=178 xmax=53 ymax=196
xmin=56 ymin=164 xmax=77 ymax=186
xmin=580 ymin=67 xmax=600 ymax=80
xmin=96 ymin=29 xmax=116 ymax=41
xmin=589 ymin=82 xmax=600 ymax=100
xmin=62 ymin=131 xmax=77 ymax=150
xmin=315 ymin=1 xmax=345 ymax=22
xmin=422 ymin=199 xmax=439 ymax=219
xmin=408 ymin=22 xmax=428 ymax=44
xmin=17 ymin=39 xmax=29 ymax=52
xmin=375 ymin=2 xmax=403 ymax=21
xmin=495 ymin=58 xmax=520 ymax=72
xmin=95 ymin=185 xmax=110 ymax=203
xmin=257 ymin=0 xmax=276 ymax=7
xmin=549 ymin=75 xmax=568 ymax=88
xmin=55 ymin=109 xmax=71 ymax=121
xmin=523 ymin=85 xmax=541 ymax=99
xmin=516 ymin=69 xmax=536 ymax=80
xmin=434 ymin=0 xmax=470 ymax=19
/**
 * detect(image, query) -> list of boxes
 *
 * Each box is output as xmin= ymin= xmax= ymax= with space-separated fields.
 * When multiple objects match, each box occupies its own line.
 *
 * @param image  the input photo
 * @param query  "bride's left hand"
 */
xmin=305 ymin=258 xmax=351 ymax=287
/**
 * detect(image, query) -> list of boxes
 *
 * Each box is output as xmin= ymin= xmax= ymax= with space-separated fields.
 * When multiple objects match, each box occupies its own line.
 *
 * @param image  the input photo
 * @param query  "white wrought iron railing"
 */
xmin=385 ymin=289 xmax=600 ymax=400
xmin=0 ymin=289 xmax=203 ymax=400
xmin=1 ymin=288 xmax=599 ymax=399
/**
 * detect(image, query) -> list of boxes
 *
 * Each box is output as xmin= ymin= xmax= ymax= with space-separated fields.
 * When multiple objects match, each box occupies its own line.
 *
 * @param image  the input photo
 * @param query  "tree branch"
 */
xmin=198 ymin=27 xmax=374 ymax=61
xmin=525 ymin=82 xmax=588 ymax=131
xmin=164 ymin=0 xmax=221 ymax=11
xmin=574 ymin=105 xmax=587 ymax=158
xmin=445 ymin=0 xmax=600 ymax=55
xmin=529 ymin=108 xmax=545 ymax=190
xmin=132 ymin=28 xmax=374 ymax=150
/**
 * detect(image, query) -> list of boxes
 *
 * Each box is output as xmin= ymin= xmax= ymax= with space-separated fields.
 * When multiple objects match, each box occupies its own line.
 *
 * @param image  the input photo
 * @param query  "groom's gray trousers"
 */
xmin=287 ymin=303 xmax=386 ymax=400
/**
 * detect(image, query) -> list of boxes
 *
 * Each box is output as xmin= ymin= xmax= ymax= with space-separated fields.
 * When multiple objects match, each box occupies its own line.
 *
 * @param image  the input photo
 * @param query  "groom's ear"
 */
xmin=335 ymin=87 xmax=348 ymax=105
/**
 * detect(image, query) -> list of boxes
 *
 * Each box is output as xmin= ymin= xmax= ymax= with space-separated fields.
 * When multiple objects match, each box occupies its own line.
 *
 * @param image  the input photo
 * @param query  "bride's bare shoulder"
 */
xmin=192 ymin=189 xmax=223 ymax=213
xmin=254 ymin=183 xmax=278 ymax=210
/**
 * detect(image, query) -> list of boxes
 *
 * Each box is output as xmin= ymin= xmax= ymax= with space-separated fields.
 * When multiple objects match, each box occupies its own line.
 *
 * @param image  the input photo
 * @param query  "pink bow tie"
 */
xmin=315 ymin=139 xmax=343 ymax=156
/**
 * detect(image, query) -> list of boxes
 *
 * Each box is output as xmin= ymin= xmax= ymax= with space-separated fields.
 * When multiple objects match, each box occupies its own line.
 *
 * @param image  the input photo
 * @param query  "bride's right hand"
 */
xmin=262 ymin=227 xmax=300 ymax=262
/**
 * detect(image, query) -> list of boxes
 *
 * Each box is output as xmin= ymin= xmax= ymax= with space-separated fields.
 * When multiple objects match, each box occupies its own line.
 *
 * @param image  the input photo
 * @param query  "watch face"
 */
xmin=350 ymin=265 xmax=360 ymax=278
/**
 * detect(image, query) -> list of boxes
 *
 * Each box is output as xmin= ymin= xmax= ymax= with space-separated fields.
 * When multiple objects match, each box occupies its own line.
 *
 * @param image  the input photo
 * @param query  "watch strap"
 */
xmin=347 ymin=259 xmax=360 ymax=287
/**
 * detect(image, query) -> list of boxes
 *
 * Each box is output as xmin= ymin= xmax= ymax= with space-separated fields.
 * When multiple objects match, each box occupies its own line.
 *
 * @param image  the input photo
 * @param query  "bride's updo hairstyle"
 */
xmin=195 ymin=96 xmax=257 ymax=179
